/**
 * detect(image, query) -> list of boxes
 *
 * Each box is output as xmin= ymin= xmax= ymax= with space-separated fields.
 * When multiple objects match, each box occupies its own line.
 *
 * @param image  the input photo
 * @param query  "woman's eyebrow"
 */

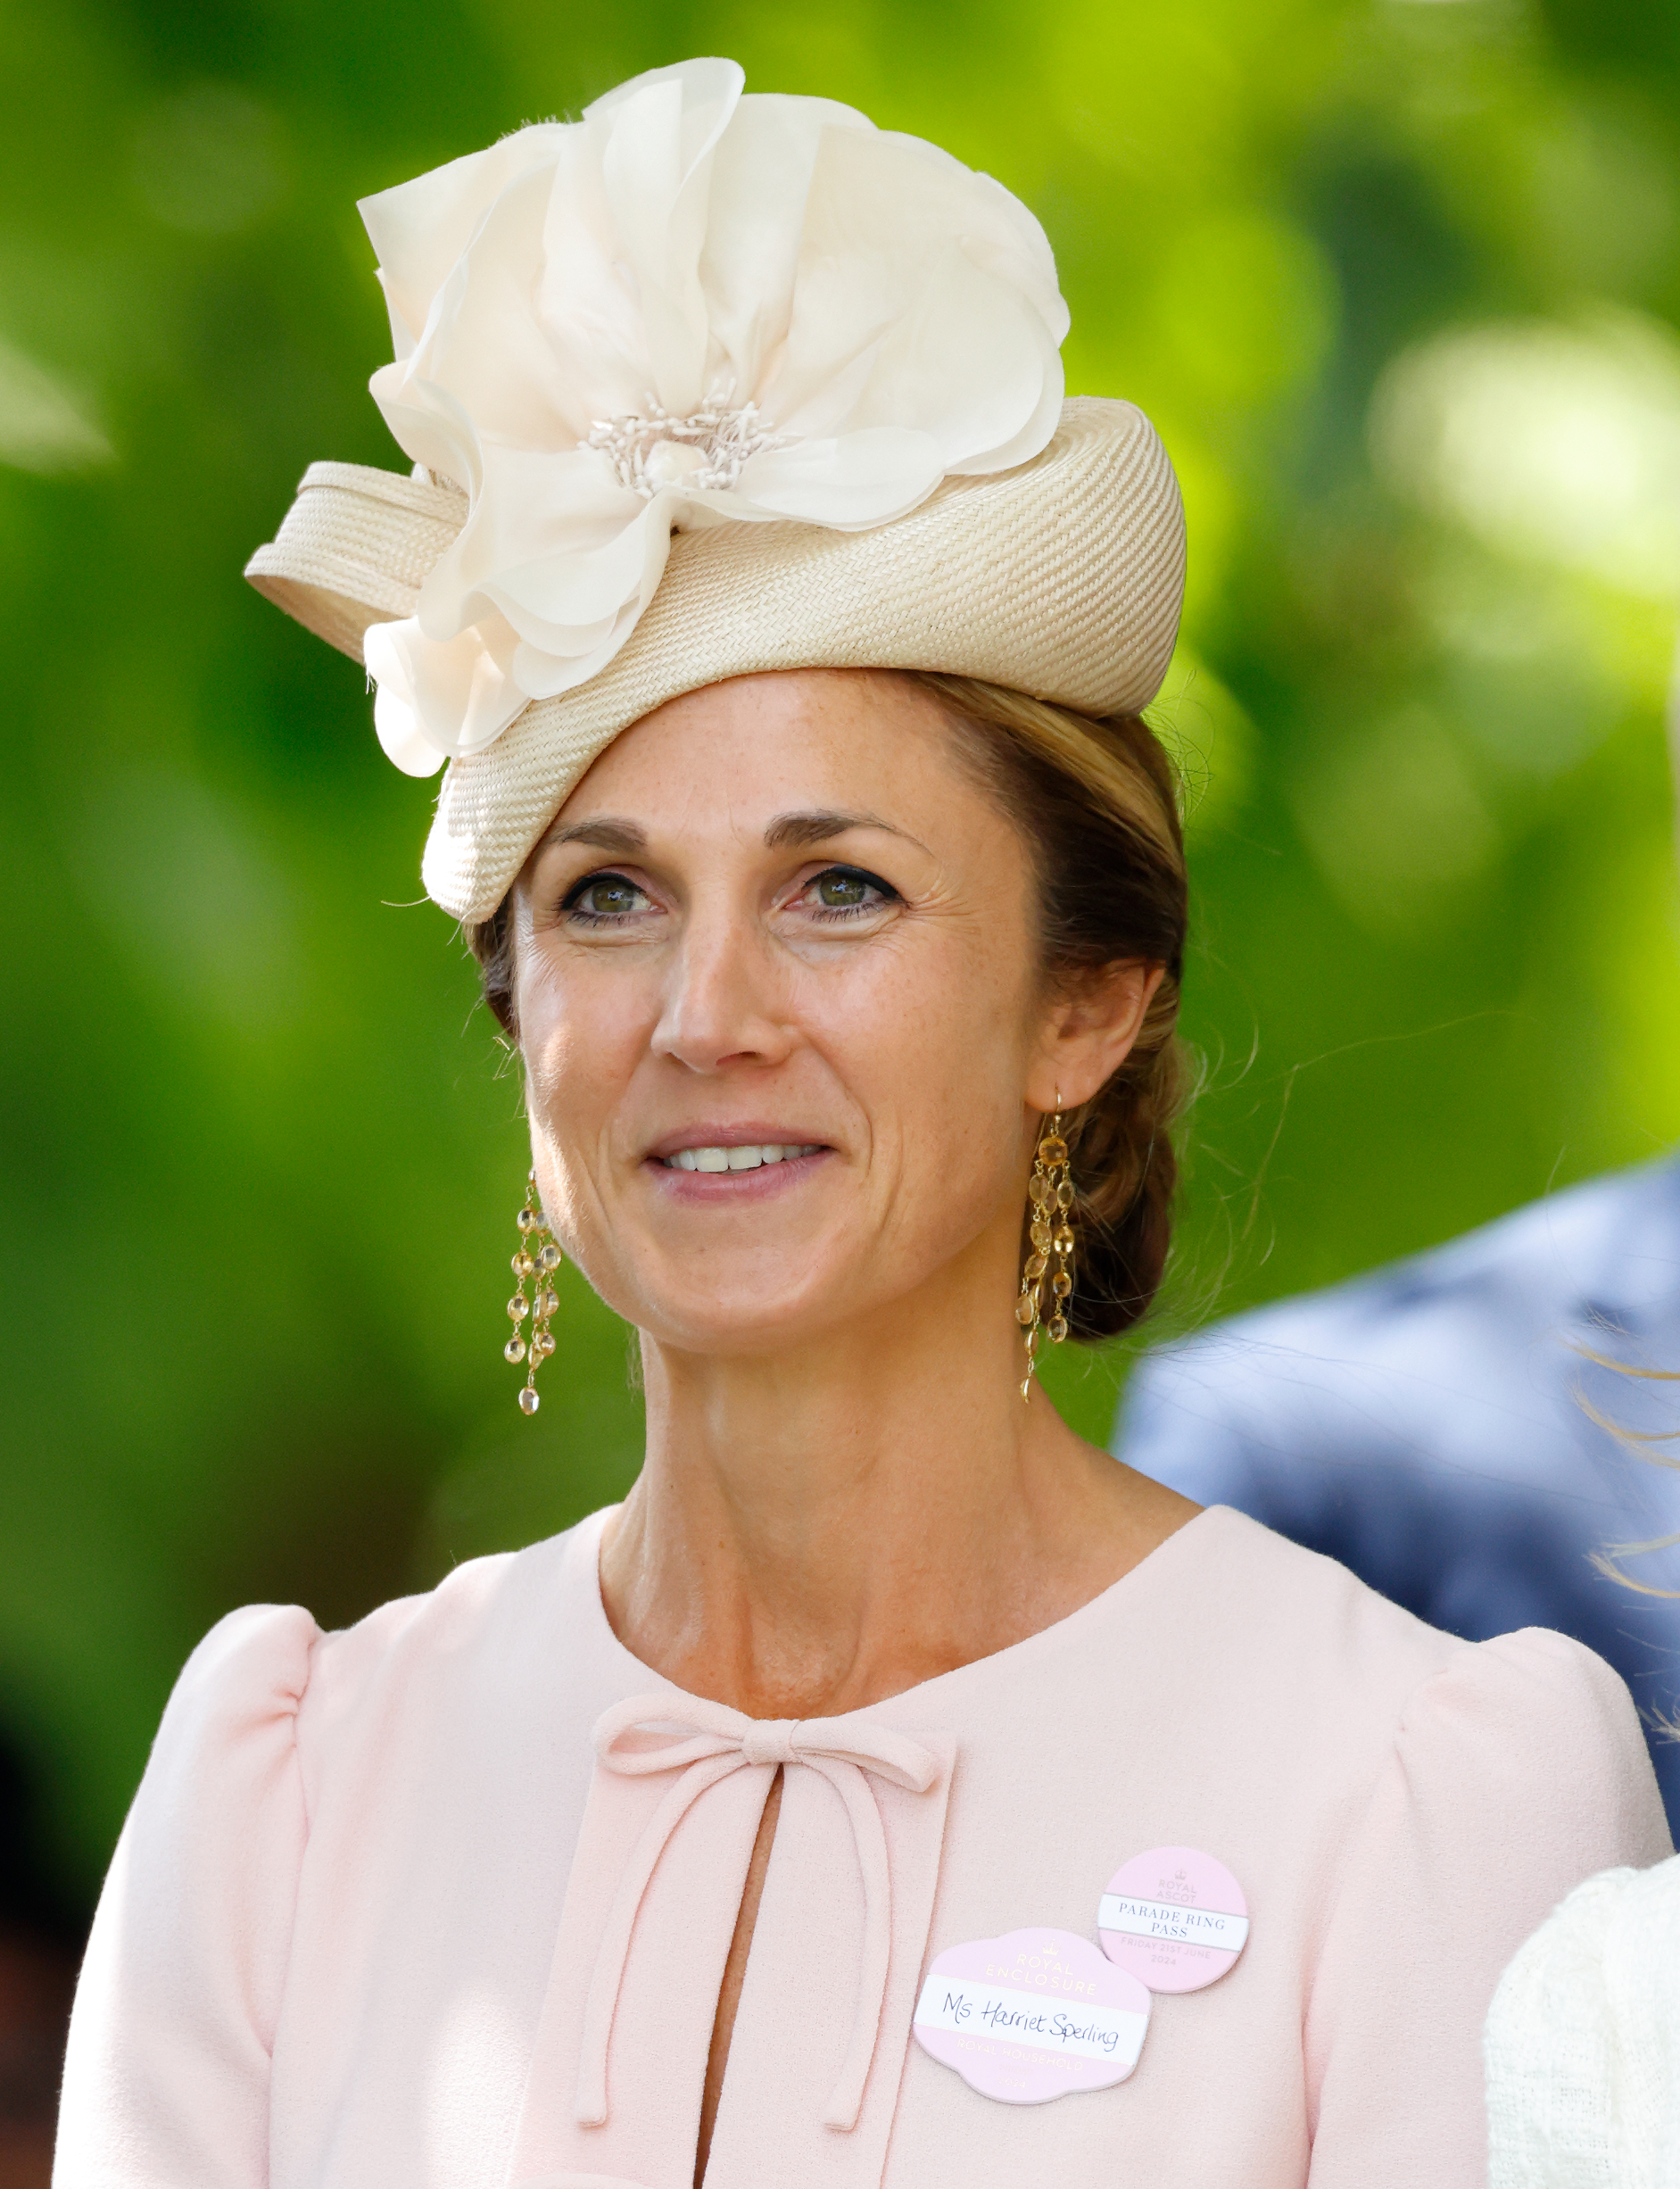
xmin=764 ymin=808 xmax=901 ymax=850
xmin=542 ymin=817 xmax=648 ymax=855
xmin=543 ymin=810 xmax=914 ymax=856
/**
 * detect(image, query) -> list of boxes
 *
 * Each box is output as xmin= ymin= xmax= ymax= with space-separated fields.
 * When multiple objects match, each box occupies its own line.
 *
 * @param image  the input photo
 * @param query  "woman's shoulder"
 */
xmin=163 ymin=1511 xmax=609 ymax=1762
xmin=1184 ymin=1506 xmax=1661 ymax=1802
xmin=140 ymin=1600 xmax=324 ymax=1800
xmin=1173 ymin=1514 xmax=1669 ymax=2060
xmin=1192 ymin=1502 xmax=1608 ymax=1678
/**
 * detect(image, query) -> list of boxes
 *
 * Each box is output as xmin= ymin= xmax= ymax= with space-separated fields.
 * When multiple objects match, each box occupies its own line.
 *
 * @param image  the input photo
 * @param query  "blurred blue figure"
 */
xmin=1114 ymin=1156 xmax=1680 ymax=1830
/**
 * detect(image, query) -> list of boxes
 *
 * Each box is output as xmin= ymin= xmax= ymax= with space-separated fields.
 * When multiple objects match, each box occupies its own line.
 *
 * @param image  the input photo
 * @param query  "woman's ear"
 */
xmin=1027 ymin=961 xmax=1164 ymax=1114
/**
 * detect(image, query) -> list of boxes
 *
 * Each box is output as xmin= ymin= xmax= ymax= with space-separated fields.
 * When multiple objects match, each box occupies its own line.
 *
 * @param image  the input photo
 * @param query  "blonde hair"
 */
xmin=1577 ymin=1348 xmax=1680 ymax=1598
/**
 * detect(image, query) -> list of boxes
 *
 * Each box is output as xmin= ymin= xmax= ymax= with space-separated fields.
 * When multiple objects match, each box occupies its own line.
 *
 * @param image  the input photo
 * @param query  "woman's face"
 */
xmin=513 ymin=669 xmax=1130 ymax=1355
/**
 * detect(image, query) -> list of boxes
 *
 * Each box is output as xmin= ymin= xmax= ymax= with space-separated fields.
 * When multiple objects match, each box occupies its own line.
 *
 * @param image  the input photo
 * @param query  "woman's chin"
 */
xmin=615 ymin=1263 xmax=893 ymax=1360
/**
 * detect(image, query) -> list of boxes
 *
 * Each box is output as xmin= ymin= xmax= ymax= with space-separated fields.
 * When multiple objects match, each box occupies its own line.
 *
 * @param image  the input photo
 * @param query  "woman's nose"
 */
xmin=650 ymin=908 xmax=795 ymax=1076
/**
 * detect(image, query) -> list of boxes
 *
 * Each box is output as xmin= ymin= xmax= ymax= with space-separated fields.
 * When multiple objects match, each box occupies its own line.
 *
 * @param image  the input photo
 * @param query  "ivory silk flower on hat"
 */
xmin=355 ymin=56 xmax=1071 ymax=776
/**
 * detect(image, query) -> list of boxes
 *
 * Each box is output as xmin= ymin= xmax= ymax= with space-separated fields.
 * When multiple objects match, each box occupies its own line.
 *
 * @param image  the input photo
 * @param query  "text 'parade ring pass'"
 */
xmin=1097 ymin=1846 xmax=1250 ymax=1994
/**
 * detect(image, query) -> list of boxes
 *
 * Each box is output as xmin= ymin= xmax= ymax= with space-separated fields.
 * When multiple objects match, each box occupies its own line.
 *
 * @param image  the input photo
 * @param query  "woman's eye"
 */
xmin=817 ymin=871 xmax=870 ymax=908
xmin=564 ymin=873 xmax=651 ymax=922
xmin=802 ymin=865 xmax=898 ymax=919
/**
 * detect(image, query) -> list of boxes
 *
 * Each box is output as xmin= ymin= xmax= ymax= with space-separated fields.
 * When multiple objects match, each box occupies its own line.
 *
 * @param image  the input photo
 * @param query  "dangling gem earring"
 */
xmin=505 ymin=1169 xmax=561 ymax=1415
xmin=1015 ymin=1103 xmax=1075 ymax=1399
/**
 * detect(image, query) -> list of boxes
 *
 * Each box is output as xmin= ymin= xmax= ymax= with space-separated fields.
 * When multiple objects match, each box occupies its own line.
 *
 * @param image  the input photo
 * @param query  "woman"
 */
xmin=55 ymin=59 xmax=1666 ymax=2189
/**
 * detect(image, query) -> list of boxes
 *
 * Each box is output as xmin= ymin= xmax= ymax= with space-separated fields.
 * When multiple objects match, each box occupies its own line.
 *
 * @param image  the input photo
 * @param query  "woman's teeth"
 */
xmin=663 ymin=1143 xmax=821 ymax=1173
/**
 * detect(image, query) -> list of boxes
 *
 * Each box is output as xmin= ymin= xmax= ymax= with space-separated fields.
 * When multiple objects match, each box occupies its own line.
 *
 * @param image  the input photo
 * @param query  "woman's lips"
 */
xmin=645 ymin=1142 xmax=833 ymax=1198
xmin=660 ymin=1141 xmax=823 ymax=1173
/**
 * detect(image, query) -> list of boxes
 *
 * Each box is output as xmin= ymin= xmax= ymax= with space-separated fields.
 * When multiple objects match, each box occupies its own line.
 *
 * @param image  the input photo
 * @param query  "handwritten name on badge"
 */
xmin=1098 ymin=1846 xmax=1250 ymax=1995
xmin=912 ymin=1928 xmax=1151 ymax=2103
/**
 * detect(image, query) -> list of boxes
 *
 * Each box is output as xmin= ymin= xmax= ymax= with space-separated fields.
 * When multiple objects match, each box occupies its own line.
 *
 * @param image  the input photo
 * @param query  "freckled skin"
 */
xmin=509 ymin=668 xmax=1196 ymax=2181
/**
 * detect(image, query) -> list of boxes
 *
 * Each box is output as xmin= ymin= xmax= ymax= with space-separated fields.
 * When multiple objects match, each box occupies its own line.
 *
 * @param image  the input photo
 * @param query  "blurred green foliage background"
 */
xmin=5 ymin=0 xmax=1680 ymax=1913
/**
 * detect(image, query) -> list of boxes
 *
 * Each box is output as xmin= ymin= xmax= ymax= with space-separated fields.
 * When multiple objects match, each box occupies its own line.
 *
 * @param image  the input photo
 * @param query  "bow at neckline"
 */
xmin=577 ymin=1692 xmax=944 ymax=2135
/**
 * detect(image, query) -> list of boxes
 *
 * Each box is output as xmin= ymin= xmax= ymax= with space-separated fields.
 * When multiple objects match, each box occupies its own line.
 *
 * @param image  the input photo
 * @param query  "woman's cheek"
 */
xmin=527 ymin=957 xmax=645 ymax=1090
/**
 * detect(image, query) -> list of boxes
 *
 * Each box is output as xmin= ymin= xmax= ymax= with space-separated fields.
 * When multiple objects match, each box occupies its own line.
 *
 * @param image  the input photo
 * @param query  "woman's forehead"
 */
xmin=552 ymin=668 xmax=974 ymax=830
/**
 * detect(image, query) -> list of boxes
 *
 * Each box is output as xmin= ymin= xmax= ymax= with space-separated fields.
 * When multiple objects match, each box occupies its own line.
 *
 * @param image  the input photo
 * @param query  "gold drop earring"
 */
xmin=505 ymin=1169 xmax=561 ymax=1415
xmin=1015 ymin=1103 xmax=1075 ymax=1399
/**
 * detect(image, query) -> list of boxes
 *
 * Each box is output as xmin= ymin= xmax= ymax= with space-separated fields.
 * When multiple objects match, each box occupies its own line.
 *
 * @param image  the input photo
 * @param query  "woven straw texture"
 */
xmin=244 ymin=460 xmax=468 ymax=661
xmin=244 ymin=398 xmax=1185 ymax=921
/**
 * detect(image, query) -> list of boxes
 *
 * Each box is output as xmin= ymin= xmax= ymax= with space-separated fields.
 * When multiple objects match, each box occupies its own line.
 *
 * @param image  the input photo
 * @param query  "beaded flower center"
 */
xmin=584 ymin=397 xmax=789 ymax=498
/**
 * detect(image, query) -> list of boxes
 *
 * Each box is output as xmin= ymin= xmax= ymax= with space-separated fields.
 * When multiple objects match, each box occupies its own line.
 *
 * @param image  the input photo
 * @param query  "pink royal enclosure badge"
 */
xmin=911 ymin=1928 xmax=1151 ymax=2104
xmin=1097 ymin=1845 xmax=1250 ymax=1994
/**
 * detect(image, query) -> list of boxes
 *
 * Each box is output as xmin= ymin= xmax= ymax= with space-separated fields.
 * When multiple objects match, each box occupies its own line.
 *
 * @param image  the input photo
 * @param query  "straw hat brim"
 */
xmin=246 ymin=395 xmax=1184 ymax=923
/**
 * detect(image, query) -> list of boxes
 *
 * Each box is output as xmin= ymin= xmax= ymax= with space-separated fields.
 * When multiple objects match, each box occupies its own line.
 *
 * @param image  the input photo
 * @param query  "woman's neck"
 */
xmin=596 ymin=1256 xmax=1197 ymax=1719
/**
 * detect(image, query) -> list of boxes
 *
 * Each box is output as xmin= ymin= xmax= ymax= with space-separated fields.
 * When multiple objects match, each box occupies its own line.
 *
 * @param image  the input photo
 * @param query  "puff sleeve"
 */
xmin=1303 ymin=1629 xmax=1670 ymax=2189
xmin=1485 ymin=1852 xmax=1680 ymax=2187
xmin=54 ymin=1604 xmax=319 ymax=2189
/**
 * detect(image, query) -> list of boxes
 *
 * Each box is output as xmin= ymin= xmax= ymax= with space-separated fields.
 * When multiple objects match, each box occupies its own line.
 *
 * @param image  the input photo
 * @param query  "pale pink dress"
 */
xmin=54 ymin=1505 xmax=1667 ymax=2189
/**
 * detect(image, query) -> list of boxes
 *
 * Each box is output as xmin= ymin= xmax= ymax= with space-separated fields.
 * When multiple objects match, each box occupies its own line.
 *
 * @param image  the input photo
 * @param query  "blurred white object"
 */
xmin=1486 ymin=1852 xmax=1680 ymax=2187
xmin=1371 ymin=309 xmax=1680 ymax=600
xmin=0 ymin=336 xmax=110 ymax=475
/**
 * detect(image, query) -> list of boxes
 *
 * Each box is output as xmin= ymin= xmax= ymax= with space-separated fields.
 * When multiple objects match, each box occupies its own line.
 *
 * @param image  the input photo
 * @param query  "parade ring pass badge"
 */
xmin=1097 ymin=1845 xmax=1250 ymax=1994
xmin=912 ymin=1928 xmax=1151 ymax=2103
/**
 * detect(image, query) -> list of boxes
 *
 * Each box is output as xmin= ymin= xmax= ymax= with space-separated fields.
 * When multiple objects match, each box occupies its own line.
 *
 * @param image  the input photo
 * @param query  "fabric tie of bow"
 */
xmin=578 ymin=1693 xmax=944 ymax=2135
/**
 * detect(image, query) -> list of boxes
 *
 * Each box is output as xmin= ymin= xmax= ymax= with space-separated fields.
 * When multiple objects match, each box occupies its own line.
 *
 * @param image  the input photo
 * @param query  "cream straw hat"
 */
xmin=244 ymin=62 xmax=1187 ymax=924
